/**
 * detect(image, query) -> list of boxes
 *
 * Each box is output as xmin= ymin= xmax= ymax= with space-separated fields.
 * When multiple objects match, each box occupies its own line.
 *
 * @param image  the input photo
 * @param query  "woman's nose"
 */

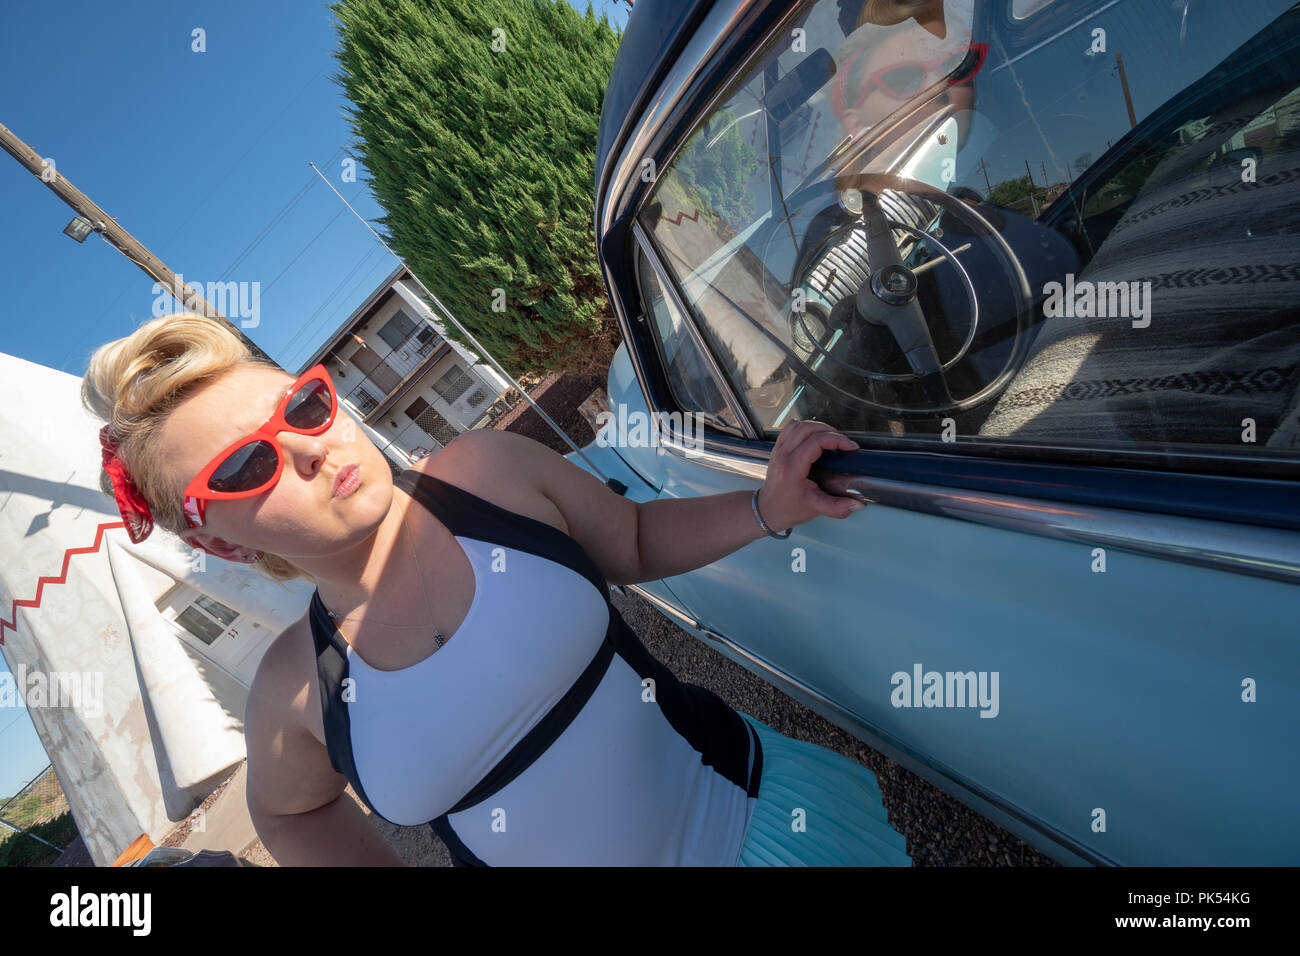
xmin=276 ymin=429 xmax=330 ymax=474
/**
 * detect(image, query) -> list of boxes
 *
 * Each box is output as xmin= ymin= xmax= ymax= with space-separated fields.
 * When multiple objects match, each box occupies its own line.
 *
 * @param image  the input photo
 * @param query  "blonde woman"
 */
xmin=82 ymin=313 xmax=911 ymax=867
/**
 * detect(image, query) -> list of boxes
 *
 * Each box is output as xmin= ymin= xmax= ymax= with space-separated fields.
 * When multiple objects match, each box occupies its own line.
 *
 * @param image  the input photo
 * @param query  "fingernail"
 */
xmin=849 ymin=500 xmax=866 ymax=511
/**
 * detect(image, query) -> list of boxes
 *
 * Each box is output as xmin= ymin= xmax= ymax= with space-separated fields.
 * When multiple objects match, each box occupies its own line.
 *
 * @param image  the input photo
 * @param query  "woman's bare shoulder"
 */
xmin=411 ymin=430 xmax=570 ymax=536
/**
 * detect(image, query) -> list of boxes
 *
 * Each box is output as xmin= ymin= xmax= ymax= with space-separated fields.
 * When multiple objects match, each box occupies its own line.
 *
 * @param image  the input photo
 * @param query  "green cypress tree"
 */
xmin=330 ymin=0 xmax=623 ymax=378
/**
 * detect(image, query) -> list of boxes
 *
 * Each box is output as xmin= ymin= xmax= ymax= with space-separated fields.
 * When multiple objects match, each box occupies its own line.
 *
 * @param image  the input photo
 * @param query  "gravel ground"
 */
xmin=607 ymin=587 xmax=1058 ymax=868
xmin=238 ymin=586 xmax=1057 ymax=867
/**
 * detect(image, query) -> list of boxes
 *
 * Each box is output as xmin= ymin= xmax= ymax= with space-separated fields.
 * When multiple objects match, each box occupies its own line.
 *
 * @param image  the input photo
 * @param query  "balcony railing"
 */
xmin=339 ymin=326 xmax=448 ymax=418
xmin=347 ymin=383 xmax=383 ymax=416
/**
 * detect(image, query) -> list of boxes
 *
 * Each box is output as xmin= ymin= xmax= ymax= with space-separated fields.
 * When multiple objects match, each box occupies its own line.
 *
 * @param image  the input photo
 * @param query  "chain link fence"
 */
xmin=0 ymin=764 xmax=78 ymax=866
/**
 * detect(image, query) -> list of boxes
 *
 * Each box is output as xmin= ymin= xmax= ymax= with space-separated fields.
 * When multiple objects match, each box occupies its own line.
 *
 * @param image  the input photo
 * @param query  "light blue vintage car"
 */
xmin=571 ymin=0 xmax=1300 ymax=866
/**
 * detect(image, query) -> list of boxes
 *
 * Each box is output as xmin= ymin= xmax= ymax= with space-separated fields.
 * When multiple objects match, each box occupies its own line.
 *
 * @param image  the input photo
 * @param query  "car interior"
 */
xmin=635 ymin=0 xmax=1300 ymax=467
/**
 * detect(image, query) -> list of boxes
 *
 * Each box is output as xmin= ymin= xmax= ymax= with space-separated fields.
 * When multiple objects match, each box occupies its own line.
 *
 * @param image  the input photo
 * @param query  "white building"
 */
xmin=301 ymin=265 xmax=511 ymax=470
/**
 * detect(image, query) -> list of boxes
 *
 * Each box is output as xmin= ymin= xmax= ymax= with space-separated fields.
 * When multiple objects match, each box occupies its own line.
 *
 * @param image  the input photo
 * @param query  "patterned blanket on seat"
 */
xmin=979 ymin=117 xmax=1300 ymax=453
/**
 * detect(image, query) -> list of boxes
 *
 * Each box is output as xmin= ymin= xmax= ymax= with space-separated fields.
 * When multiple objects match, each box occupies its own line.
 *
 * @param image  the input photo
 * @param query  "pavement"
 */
xmin=157 ymin=587 xmax=1056 ymax=867
xmin=176 ymin=761 xmax=260 ymax=859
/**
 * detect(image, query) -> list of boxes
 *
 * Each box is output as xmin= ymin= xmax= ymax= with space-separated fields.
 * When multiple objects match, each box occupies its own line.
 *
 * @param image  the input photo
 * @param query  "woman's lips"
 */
xmin=333 ymin=464 xmax=361 ymax=498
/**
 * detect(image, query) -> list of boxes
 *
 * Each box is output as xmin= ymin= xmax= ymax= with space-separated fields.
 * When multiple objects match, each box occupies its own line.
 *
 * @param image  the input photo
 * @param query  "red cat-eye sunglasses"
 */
xmin=182 ymin=364 xmax=338 ymax=529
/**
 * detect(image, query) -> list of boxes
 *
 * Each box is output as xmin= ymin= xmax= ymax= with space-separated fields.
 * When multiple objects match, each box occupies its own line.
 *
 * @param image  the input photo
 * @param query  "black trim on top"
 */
xmin=744 ymin=718 xmax=764 ymax=798
xmin=399 ymin=468 xmax=757 ymax=792
xmin=399 ymin=469 xmax=624 ymax=866
xmin=393 ymin=470 xmax=611 ymax=598
xmin=429 ymin=815 xmax=488 ymax=868
xmin=307 ymin=589 xmax=403 ymax=828
xmin=403 ymin=468 xmax=761 ymax=798
xmin=445 ymin=636 xmax=616 ymax=815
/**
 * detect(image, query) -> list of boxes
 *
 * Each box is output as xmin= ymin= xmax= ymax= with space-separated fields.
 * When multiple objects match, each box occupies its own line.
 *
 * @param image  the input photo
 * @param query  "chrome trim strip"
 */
xmin=826 ymin=473 xmax=1300 ymax=587
xmin=623 ymin=582 xmax=702 ymax=630
xmin=624 ymin=581 xmax=1114 ymax=866
xmin=632 ymin=220 xmax=758 ymax=439
xmin=599 ymin=0 xmax=758 ymax=243
xmin=655 ymin=426 xmax=1300 ymax=585
xmin=661 ymin=426 xmax=770 ymax=480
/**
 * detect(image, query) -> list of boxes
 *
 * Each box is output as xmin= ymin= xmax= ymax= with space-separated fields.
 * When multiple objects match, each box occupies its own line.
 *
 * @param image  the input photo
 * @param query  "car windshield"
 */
xmin=638 ymin=0 xmax=1300 ymax=466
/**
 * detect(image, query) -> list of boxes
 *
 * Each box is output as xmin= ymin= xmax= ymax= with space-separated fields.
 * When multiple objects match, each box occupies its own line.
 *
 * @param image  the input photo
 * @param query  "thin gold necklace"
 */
xmin=321 ymin=492 xmax=444 ymax=648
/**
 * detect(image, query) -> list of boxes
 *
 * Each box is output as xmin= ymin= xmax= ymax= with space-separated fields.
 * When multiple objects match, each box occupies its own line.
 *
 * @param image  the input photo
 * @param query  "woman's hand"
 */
xmin=755 ymin=419 xmax=864 ymax=533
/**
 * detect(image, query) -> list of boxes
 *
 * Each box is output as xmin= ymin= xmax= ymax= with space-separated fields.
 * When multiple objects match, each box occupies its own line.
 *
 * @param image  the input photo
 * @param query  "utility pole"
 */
xmin=1024 ymin=159 xmax=1039 ymax=216
xmin=1115 ymin=51 xmax=1137 ymax=129
xmin=978 ymin=157 xmax=993 ymax=197
xmin=0 ymin=120 xmax=274 ymax=365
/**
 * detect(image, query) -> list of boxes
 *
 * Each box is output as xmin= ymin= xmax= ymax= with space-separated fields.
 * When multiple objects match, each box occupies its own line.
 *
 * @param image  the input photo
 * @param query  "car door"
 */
xmin=594 ymin=0 xmax=1300 ymax=865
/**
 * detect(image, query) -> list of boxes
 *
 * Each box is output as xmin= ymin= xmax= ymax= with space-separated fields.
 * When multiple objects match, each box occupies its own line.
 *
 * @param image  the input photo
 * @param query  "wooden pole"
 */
xmin=1115 ymin=51 xmax=1138 ymax=129
xmin=0 ymin=119 xmax=276 ymax=365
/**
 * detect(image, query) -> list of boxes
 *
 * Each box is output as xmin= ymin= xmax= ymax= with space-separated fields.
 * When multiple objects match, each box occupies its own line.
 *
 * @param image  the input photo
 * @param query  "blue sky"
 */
xmin=0 ymin=0 xmax=628 ymax=803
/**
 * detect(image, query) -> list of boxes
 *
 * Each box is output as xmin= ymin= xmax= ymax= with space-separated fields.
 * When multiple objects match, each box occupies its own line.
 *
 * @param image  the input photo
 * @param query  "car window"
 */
xmin=636 ymin=0 xmax=1300 ymax=467
xmin=636 ymin=246 xmax=743 ymax=433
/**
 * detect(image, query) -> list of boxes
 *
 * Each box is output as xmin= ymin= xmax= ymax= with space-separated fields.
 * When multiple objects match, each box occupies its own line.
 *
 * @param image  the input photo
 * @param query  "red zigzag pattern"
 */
xmin=0 ymin=522 xmax=125 ymax=646
xmin=662 ymin=208 xmax=702 ymax=226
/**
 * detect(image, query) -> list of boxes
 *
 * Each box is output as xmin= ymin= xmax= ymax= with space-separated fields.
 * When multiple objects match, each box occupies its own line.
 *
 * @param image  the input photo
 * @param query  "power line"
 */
xmin=85 ymin=76 xmax=336 ymax=334
xmin=282 ymin=242 xmax=386 ymax=367
xmin=160 ymin=69 xmax=329 ymax=252
xmin=215 ymin=145 xmax=346 ymax=284
xmin=260 ymin=185 xmax=365 ymax=295
xmin=0 ymin=120 xmax=268 ymax=362
xmin=0 ymin=710 xmax=31 ymax=739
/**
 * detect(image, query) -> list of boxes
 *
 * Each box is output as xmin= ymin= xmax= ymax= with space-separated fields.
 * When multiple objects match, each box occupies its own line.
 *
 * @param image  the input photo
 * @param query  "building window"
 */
xmin=415 ymin=325 xmax=439 ymax=355
xmin=377 ymin=308 xmax=419 ymax=350
xmin=348 ymin=384 xmax=381 ymax=416
xmin=433 ymin=365 xmax=475 ymax=403
xmin=174 ymin=594 xmax=238 ymax=646
xmin=405 ymin=396 xmax=460 ymax=445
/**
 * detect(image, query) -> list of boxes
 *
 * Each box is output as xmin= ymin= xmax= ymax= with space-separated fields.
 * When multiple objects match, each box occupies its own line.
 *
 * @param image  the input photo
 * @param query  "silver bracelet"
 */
xmin=752 ymin=489 xmax=791 ymax=539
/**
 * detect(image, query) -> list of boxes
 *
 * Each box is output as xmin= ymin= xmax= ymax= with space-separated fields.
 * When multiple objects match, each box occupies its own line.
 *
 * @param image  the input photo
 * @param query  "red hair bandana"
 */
xmin=99 ymin=425 xmax=154 ymax=544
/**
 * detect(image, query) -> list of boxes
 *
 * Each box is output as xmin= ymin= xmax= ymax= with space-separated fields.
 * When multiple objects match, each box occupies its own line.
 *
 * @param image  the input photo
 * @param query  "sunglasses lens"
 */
xmin=208 ymin=441 xmax=279 ymax=494
xmin=881 ymin=65 xmax=925 ymax=96
xmin=284 ymin=378 xmax=333 ymax=430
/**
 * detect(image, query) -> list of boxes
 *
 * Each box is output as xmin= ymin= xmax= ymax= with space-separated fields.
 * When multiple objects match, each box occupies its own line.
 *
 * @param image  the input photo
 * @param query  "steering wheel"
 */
xmin=772 ymin=171 xmax=1035 ymax=418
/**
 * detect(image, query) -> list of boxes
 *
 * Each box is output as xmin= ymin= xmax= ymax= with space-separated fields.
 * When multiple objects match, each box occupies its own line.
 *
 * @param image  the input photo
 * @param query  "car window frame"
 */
xmin=632 ymin=223 xmax=756 ymax=437
xmin=614 ymin=0 xmax=1300 ymax=486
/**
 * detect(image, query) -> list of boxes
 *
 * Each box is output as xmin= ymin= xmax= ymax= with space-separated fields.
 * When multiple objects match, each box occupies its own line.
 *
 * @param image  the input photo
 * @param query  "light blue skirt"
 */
xmin=736 ymin=712 xmax=912 ymax=867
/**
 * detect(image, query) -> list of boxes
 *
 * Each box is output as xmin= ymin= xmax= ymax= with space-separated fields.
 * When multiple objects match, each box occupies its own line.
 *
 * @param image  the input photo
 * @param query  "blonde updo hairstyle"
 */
xmin=81 ymin=313 xmax=313 ymax=583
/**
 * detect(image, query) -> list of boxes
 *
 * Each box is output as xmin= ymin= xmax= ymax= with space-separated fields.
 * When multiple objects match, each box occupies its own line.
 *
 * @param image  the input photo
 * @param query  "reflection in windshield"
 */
xmin=639 ymin=0 xmax=1300 ymax=463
